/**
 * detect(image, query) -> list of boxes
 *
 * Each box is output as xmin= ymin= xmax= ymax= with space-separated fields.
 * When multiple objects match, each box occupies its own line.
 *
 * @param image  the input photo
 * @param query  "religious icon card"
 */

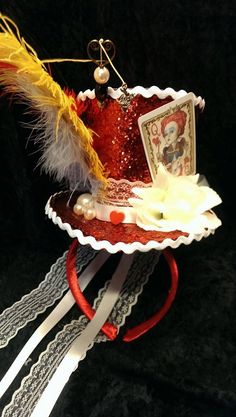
xmin=138 ymin=93 xmax=196 ymax=179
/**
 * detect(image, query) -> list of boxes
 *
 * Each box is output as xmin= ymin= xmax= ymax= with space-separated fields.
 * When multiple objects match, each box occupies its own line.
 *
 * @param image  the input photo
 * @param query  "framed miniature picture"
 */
xmin=138 ymin=93 xmax=196 ymax=179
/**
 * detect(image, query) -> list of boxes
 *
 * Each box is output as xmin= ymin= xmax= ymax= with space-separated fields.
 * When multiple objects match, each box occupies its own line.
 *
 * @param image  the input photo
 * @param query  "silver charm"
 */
xmin=118 ymin=84 xmax=135 ymax=110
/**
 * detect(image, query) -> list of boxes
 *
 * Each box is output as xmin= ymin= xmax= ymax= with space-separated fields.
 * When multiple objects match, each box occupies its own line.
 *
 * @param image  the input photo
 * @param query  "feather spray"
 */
xmin=0 ymin=14 xmax=107 ymax=191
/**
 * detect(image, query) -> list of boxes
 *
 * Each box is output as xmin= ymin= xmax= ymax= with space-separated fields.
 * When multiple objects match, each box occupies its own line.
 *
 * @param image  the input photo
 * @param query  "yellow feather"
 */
xmin=0 ymin=15 xmax=107 ymax=188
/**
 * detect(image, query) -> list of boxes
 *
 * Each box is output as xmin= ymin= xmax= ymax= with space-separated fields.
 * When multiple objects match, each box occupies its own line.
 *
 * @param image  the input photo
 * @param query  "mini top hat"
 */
xmin=0 ymin=19 xmax=222 ymax=253
xmin=46 ymin=84 xmax=221 ymax=254
xmin=0 ymin=16 xmax=223 ymax=347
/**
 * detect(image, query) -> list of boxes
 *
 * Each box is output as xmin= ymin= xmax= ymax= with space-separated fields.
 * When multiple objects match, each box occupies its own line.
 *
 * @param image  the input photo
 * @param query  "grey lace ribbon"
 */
xmin=2 ymin=250 xmax=160 ymax=417
xmin=0 ymin=246 xmax=96 ymax=349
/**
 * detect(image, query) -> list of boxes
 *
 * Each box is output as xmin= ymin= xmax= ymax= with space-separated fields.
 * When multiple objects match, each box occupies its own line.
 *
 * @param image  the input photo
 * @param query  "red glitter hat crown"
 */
xmin=76 ymin=86 xmax=204 ymax=217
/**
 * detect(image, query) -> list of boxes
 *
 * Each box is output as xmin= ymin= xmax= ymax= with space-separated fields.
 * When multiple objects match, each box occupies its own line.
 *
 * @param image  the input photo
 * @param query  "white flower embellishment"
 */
xmin=129 ymin=164 xmax=222 ymax=234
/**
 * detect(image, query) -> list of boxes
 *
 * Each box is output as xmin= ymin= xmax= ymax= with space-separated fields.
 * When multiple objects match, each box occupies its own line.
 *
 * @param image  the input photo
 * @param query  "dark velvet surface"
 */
xmin=0 ymin=1 xmax=235 ymax=416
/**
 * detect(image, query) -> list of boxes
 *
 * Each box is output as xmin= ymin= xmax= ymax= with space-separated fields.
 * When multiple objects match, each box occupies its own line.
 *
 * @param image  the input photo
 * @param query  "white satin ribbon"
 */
xmin=0 ymin=251 xmax=110 ymax=399
xmin=30 ymin=253 xmax=134 ymax=417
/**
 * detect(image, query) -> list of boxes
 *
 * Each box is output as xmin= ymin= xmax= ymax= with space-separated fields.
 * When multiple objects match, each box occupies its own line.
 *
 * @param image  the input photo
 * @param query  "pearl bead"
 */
xmin=77 ymin=193 xmax=93 ymax=208
xmin=84 ymin=208 xmax=96 ymax=220
xmin=94 ymin=66 xmax=110 ymax=84
xmin=73 ymin=203 xmax=83 ymax=216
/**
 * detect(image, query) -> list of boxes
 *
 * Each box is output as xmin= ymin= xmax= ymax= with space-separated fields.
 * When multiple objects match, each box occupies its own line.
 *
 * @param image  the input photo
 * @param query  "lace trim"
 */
xmin=2 ymin=250 xmax=159 ymax=417
xmin=96 ymin=178 xmax=152 ymax=206
xmin=0 ymin=246 xmax=96 ymax=349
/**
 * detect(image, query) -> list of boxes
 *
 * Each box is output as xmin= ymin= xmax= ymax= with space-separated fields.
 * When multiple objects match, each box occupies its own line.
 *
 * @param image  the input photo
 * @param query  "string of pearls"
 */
xmin=73 ymin=193 xmax=96 ymax=220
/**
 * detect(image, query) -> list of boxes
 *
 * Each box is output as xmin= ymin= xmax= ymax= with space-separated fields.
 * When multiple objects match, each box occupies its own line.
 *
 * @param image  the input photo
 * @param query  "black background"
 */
xmin=0 ymin=1 xmax=236 ymax=416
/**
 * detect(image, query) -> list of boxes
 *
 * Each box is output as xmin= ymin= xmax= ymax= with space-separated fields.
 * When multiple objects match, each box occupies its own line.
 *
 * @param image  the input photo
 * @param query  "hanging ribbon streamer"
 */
xmin=30 ymin=253 xmax=135 ymax=417
xmin=123 ymin=249 xmax=179 ymax=341
xmin=2 ymin=250 xmax=160 ymax=417
xmin=0 ymin=245 xmax=96 ymax=348
xmin=0 ymin=250 xmax=110 ymax=399
xmin=66 ymin=239 xmax=118 ymax=340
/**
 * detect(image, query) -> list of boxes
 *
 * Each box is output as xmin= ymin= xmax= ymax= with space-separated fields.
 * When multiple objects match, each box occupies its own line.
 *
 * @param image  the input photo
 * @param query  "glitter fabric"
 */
xmin=80 ymin=94 xmax=172 ymax=183
xmin=51 ymin=192 xmax=187 ymax=245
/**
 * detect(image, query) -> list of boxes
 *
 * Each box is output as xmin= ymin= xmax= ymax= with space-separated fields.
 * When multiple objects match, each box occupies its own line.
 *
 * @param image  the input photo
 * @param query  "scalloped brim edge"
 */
xmin=45 ymin=196 xmax=214 ymax=254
